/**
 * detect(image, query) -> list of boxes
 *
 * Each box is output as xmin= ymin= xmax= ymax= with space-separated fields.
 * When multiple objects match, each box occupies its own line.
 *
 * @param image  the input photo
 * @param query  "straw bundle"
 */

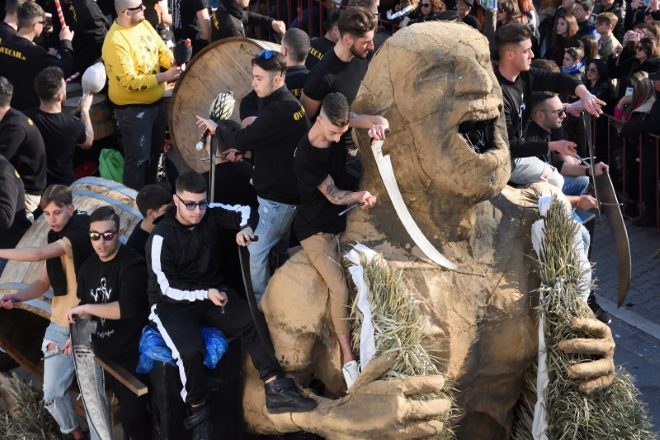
xmin=346 ymin=250 xmax=454 ymax=438
xmin=513 ymin=199 xmax=656 ymax=440
xmin=0 ymin=373 xmax=63 ymax=439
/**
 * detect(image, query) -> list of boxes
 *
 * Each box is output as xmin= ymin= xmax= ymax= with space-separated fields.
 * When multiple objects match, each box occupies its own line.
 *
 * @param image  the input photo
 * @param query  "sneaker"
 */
xmin=588 ymin=293 xmax=612 ymax=325
xmin=342 ymin=360 xmax=360 ymax=389
xmin=265 ymin=377 xmax=317 ymax=414
xmin=184 ymin=403 xmax=211 ymax=440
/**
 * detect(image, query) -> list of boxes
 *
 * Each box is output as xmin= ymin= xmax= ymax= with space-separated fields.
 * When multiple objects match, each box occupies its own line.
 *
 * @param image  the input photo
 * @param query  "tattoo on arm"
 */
xmin=318 ymin=175 xmax=356 ymax=206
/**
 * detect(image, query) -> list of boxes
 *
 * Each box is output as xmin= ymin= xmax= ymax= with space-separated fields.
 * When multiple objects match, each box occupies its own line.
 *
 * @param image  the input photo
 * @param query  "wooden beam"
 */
xmin=95 ymin=356 xmax=148 ymax=397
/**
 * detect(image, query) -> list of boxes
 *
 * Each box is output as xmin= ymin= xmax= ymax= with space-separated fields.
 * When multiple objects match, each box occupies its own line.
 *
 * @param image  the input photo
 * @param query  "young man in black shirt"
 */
xmin=0 ymin=1 xmax=74 ymax=111
xmin=210 ymin=0 xmax=285 ymax=41
xmin=0 ymin=76 xmax=46 ymax=214
xmin=126 ymin=183 xmax=172 ymax=257
xmin=146 ymin=171 xmax=316 ymax=439
xmin=167 ymin=0 xmax=211 ymax=50
xmin=293 ymin=92 xmax=387 ymax=388
xmin=282 ymin=28 xmax=310 ymax=100
xmin=196 ymin=51 xmax=308 ymax=303
xmin=0 ymin=0 xmax=24 ymax=44
xmin=305 ymin=12 xmax=339 ymax=71
xmin=67 ymin=206 xmax=152 ymax=440
xmin=27 ymin=66 xmax=93 ymax=187
xmin=0 ymin=153 xmax=30 ymax=275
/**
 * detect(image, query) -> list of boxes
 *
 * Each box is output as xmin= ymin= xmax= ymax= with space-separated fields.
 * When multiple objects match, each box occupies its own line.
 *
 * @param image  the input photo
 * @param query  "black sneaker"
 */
xmin=265 ymin=377 xmax=317 ymax=414
xmin=588 ymin=293 xmax=612 ymax=325
xmin=184 ymin=403 xmax=211 ymax=440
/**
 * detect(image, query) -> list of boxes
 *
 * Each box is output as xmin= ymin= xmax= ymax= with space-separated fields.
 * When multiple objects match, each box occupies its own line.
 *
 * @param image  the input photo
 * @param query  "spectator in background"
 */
xmin=585 ymin=58 xmax=613 ymax=103
xmin=580 ymin=34 xmax=599 ymax=65
xmin=614 ymin=70 xmax=656 ymax=122
xmin=102 ymin=0 xmax=181 ymax=190
xmin=624 ymin=0 xmax=648 ymax=31
xmin=305 ymin=11 xmax=340 ymax=71
xmin=167 ymin=0 xmax=211 ymax=52
xmin=0 ymin=1 xmax=74 ymax=111
xmin=51 ymin=0 xmax=110 ymax=74
xmin=456 ymin=0 xmax=481 ymax=31
xmin=0 ymin=154 xmax=30 ymax=276
xmin=561 ymin=46 xmax=586 ymax=78
xmin=497 ymin=0 xmax=522 ymax=27
xmin=0 ymin=0 xmax=25 ymax=43
xmin=26 ymin=66 xmax=94 ymax=187
xmin=595 ymin=12 xmax=622 ymax=60
xmin=592 ymin=0 xmax=624 ymax=40
xmin=0 ymin=76 xmax=46 ymax=214
xmin=126 ymin=184 xmax=172 ymax=257
xmin=610 ymin=37 xmax=660 ymax=100
xmin=548 ymin=11 xmax=578 ymax=65
xmin=282 ymin=28 xmax=310 ymax=99
xmin=210 ymin=0 xmax=285 ymax=41
xmin=412 ymin=0 xmax=446 ymax=23
xmin=573 ymin=0 xmax=597 ymax=38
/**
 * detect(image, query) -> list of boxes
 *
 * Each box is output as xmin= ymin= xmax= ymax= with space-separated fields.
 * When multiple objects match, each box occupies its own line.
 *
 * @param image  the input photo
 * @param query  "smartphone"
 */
xmin=624 ymin=86 xmax=634 ymax=97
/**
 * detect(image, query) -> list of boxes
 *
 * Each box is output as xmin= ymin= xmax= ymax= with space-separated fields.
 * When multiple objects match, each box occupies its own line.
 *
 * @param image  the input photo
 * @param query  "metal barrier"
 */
xmin=250 ymin=0 xmax=331 ymax=39
xmin=593 ymin=113 xmax=660 ymax=230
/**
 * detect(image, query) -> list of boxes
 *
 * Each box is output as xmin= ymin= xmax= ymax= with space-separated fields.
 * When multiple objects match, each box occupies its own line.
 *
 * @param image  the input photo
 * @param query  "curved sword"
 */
xmin=370 ymin=139 xmax=457 ymax=270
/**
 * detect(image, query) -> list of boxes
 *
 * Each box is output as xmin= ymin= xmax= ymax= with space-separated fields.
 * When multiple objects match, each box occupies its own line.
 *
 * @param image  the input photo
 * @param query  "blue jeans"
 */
xmin=114 ymin=102 xmax=166 ymax=190
xmin=42 ymin=323 xmax=103 ymax=438
xmin=562 ymin=175 xmax=590 ymax=196
xmin=249 ymin=196 xmax=297 ymax=302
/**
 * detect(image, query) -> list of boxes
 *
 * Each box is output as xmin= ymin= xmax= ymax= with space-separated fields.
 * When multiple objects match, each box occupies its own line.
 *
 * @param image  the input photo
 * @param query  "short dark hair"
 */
xmin=90 ymin=206 xmax=120 ymax=231
xmin=251 ymin=50 xmax=287 ymax=75
xmin=5 ymin=0 xmax=27 ymax=16
xmin=564 ymin=46 xmax=584 ymax=62
xmin=136 ymin=184 xmax=172 ymax=217
xmin=0 ymin=77 xmax=13 ymax=107
xmin=282 ymin=28 xmax=311 ymax=64
xmin=596 ymin=11 xmax=617 ymax=27
xmin=495 ymin=23 xmax=532 ymax=53
xmin=338 ymin=7 xmax=376 ymax=38
xmin=531 ymin=91 xmax=557 ymax=113
xmin=34 ymin=66 xmax=65 ymax=102
xmin=40 ymin=185 xmax=72 ymax=209
xmin=175 ymin=171 xmax=207 ymax=194
xmin=531 ymin=58 xmax=560 ymax=72
xmin=320 ymin=92 xmax=350 ymax=127
xmin=325 ymin=11 xmax=340 ymax=30
xmin=574 ymin=0 xmax=593 ymax=12
xmin=17 ymin=1 xmax=44 ymax=30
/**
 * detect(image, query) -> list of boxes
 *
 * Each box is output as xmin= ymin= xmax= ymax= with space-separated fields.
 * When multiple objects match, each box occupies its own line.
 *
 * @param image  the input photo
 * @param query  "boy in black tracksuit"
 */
xmin=145 ymin=171 xmax=316 ymax=439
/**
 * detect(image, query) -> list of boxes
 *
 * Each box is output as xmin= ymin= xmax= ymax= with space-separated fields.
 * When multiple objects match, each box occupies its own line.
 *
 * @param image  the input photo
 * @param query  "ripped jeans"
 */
xmin=114 ymin=101 xmax=166 ymax=190
xmin=42 ymin=322 xmax=102 ymax=439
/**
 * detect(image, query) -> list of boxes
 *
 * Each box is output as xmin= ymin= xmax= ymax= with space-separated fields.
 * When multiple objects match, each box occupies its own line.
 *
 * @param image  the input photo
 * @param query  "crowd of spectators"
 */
xmin=0 ymin=0 xmax=658 ymax=437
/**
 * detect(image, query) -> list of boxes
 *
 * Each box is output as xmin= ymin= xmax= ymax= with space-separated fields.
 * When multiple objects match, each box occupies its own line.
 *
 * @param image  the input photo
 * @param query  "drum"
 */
xmin=169 ymin=38 xmax=280 ymax=173
xmin=0 ymin=177 xmax=142 ymax=374
xmin=63 ymin=94 xmax=115 ymax=141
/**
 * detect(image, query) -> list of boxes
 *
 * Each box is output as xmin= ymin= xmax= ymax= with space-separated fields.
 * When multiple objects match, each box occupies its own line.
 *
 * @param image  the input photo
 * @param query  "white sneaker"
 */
xmin=342 ymin=360 xmax=360 ymax=389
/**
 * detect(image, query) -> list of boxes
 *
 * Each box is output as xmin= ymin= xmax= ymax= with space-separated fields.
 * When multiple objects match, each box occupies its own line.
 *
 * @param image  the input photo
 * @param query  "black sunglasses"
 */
xmin=89 ymin=230 xmax=118 ymax=241
xmin=126 ymin=3 xmax=144 ymax=11
xmin=176 ymin=194 xmax=209 ymax=211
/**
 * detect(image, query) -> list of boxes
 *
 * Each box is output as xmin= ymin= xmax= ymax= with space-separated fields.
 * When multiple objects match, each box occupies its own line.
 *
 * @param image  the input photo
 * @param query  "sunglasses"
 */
xmin=126 ymin=3 xmax=144 ymax=11
xmin=176 ymin=194 xmax=209 ymax=211
xmin=543 ymin=108 xmax=566 ymax=116
xmin=258 ymin=49 xmax=277 ymax=60
xmin=89 ymin=230 xmax=118 ymax=241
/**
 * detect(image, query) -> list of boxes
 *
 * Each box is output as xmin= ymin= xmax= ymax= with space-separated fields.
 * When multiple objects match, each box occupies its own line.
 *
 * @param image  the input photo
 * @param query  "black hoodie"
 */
xmin=210 ymin=0 xmax=274 ymax=41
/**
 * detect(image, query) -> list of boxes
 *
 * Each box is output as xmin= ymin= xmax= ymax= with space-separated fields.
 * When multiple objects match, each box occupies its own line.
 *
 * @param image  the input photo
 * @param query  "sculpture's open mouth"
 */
xmin=458 ymin=117 xmax=498 ymax=154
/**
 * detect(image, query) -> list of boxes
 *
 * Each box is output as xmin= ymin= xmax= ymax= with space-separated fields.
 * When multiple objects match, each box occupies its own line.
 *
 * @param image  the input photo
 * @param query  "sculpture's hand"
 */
xmin=275 ymin=354 xmax=451 ymax=439
xmin=557 ymin=317 xmax=615 ymax=394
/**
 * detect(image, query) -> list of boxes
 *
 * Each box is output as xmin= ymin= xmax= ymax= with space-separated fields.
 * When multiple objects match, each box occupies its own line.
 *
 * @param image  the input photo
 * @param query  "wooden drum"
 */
xmin=63 ymin=94 xmax=115 ymax=141
xmin=169 ymin=38 xmax=280 ymax=173
xmin=0 ymin=177 xmax=142 ymax=374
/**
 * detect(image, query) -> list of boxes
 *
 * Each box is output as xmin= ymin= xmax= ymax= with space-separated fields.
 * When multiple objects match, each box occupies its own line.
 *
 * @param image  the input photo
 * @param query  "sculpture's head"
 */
xmin=353 ymin=22 xmax=511 ymax=219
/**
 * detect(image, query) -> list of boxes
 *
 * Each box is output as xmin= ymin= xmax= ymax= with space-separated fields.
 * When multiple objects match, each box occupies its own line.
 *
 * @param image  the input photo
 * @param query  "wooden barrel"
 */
xmin=63 ymin=94 xmax=115 ymax=141
xmin=0 ymin=177 xmax=142 ymax=374
xmin=169 ymin=38 xmax=280 ymax=173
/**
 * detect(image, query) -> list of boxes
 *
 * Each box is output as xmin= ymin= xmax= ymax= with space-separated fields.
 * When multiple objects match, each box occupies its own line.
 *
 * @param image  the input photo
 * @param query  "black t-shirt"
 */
xmin=0 ymin=155 xmax=30 ymax=248
xmin=25 ymin=108 xmax=86 ymax=186
xmin=0 ymin=35 xmax=74 ymax=111
xmin=293 ymin=134 xmax=347 ymax=240
xmin=125 ymin=221 xmax=151 ymax=258
xmin=169 ymin=0 xmax=207 ymax=40
xmin=0 ymin=108 xmax=47 ymax=194
xmin=305 ymin=36 xmax=334 ymax=71
xmin=0 ymin=21 xmax=16 ymax=45
xmin=285 ymin=65 xmax=309 ymax=100
xmin=77 ymin=246 xmax=149 ymax=359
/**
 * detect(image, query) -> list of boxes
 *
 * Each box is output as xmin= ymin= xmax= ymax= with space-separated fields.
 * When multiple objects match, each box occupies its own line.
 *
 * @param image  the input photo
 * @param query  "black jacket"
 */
xmin=210 ymin=0 xmax=273 ymax=41
xmin=0 ymin=155 xmax=30 ymax=248
xmin=622 ymin=93 xmax=660 ymax=137
xmin=496 ymin=67 xmax=581 ymax=160
xmin=146 ymin=204 xmax=256 ymax=305
xmin=220 ymin=86 xmax=308 ymax=204
xmin=0 ymin=109 xmax=47 ymax=193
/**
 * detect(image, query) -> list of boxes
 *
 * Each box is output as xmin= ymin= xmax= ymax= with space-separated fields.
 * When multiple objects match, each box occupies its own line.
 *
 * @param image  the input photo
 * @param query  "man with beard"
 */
xmin=102 ymin=0 xmax=181 ymax=190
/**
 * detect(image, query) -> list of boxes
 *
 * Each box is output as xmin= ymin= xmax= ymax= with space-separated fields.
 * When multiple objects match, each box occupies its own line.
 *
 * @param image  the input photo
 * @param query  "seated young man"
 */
xmin=0 ymin=185 xmax=95 ymax=440
xmin=67 ymin=205 xmax=152 ymax=440
xmin=146 ymin=171 xmax=316 ymax=439
xmin=126 ymin=183 xmax=172 ymax=257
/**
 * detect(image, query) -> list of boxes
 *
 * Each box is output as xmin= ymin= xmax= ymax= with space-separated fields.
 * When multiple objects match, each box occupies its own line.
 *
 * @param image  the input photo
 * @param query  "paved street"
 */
xmin=591 ymin=219 xmax=660 ymax=434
